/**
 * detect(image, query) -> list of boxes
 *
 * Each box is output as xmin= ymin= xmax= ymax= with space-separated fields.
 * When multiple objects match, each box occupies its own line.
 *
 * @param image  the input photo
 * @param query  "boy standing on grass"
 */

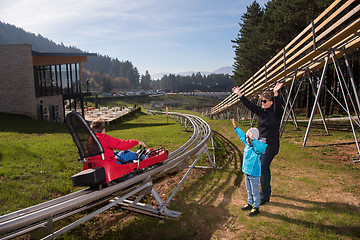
xmin=232 ymin=119 xmax=267 ymax=216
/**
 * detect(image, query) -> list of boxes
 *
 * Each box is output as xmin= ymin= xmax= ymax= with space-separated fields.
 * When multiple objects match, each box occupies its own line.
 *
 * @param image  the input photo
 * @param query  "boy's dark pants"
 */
xmin=260 ymin=154 xmax=275 ymax=202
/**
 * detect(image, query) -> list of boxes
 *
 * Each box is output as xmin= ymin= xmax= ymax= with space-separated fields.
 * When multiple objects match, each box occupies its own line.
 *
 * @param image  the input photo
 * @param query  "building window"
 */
xmin=34 ymin=63 xmax=81 ymax=97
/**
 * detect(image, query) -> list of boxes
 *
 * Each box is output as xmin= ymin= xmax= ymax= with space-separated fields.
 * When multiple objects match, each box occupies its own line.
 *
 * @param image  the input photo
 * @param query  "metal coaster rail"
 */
xmin=0 ymin=111 xmax=214 ymax=240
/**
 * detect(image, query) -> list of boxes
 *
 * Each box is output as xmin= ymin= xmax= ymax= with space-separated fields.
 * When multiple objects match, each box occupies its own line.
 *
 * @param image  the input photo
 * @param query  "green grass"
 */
xmin=0 ymin=114 xmax=78 ymax=214
xmin=0 ymin=112 xmax=190 ymax=215
xmin=0 ymin=97 xmax=360 ymax=239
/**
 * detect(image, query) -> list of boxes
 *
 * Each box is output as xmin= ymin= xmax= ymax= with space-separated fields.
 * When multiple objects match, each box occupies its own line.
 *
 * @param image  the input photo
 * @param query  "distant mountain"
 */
xmin=0 ymin=21 xmax=83 ymax=53
xmin=151 ymin=66 xmax=233 ymax=80
xmin=214 ymin=66 xmax=233 ymax=75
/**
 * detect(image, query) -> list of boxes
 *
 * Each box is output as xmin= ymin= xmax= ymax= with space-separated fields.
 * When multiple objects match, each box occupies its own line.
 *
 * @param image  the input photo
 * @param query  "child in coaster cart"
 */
xmin=89 ymin=118 xmax=146 ymax=163
xmin=232 ymin=119 xmax=267 ymax=216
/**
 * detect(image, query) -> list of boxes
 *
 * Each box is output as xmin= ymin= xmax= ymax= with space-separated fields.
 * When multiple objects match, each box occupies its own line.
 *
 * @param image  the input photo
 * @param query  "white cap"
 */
xmin=246 ymin=128 xmax=259 ymax=140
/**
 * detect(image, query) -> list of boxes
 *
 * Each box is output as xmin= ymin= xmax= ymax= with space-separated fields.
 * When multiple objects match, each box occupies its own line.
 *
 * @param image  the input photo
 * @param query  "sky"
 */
xmin=0 ymin=0 xmax=268 ymax=76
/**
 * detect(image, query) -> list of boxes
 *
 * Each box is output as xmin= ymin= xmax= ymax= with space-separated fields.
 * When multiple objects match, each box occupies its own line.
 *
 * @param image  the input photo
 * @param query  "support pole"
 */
xmin=209 ymin=135 xmax=217 ymax=166
xmin=344 ymin=51 xmax=360 ymax=118
xmin=323 ymin=85 xmax=360 ymax=126
xmin=165 ymin=146 xmax=207 ymax=205
xmin=308 ymin=74 xmax=330 ymax=135
xmin=42 ymin=183 xmax=152 ymax=240
xmin=331 ymin=51 xmax=360 ymax=157
xmin=303 ymin=51 xmax=330 ymax=147
xmin=335 ymin=52 xmax=360 ymax=125
xmin=280 ymin=72 xmax=297 ymax=131
xmin=280 ymin=78 xmax=304 ymax=136
xmin=309 ymin=67 xmax=360 ymax=127
xmin=280 ymin=94 xmax=299 ymax=131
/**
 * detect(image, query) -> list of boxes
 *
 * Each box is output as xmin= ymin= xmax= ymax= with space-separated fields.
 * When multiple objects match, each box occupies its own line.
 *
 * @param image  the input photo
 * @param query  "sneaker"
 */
xmin=241 ymin=204 xmax=253 ymax=211
xmin=248 ymin=207 xmax=260 ymax=216
xmin=260 ymin=199 xmax=269 ymax=205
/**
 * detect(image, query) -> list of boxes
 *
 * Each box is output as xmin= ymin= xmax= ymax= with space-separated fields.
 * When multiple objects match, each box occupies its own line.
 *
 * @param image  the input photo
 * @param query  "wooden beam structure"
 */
xmin=210 ymin=0 xmax=360 ymax=115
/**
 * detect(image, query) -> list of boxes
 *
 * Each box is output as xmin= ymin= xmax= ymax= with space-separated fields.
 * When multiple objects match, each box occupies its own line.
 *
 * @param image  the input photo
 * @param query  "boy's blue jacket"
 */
xmin=234 ymin=127 xmax=267 ymax=177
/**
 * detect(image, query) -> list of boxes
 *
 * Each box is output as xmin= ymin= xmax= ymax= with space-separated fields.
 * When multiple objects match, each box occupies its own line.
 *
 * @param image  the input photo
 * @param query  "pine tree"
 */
xmin=232 ymin=1 xmax=264 ymax=86
xmin=141 ymin=70 xmax=151 ymax=89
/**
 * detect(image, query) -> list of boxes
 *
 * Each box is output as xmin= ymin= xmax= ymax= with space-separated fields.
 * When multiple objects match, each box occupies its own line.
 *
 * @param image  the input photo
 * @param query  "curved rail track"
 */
xmin=0 ymin=111 xmax=213 ymax=239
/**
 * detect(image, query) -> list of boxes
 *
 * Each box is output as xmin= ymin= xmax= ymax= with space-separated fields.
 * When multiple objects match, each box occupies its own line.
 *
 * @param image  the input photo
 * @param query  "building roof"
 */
xmin=31 ymin=51 xmax=97 ymax=57
xmin=32 ymin=51 xmax=97 ymax=66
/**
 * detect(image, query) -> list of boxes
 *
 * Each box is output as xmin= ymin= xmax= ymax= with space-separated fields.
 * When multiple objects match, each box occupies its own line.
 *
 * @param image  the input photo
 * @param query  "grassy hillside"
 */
xmin=0 ymin=102 xmax=359 ymax=239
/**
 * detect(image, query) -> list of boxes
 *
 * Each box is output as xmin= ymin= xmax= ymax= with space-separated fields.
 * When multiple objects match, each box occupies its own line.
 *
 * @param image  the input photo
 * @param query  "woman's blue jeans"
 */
xmin=245 ymin=174 xmax=260 ymax=209
xmin=260 ymin=154 xmax=275 ymax=201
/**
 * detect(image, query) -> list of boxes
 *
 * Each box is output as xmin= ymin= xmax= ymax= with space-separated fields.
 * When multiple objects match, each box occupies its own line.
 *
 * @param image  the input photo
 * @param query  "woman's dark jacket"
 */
xmin=240 ymin=95 xmax=283 ymax=156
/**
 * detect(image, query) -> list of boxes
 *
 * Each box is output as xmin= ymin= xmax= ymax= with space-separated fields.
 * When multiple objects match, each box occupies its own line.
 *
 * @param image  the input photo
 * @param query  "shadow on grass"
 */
xmin=296 ymin=121 xmax=360 ymax=132
xmin=263 ymin=195 xmax=360 ymax=238
xmin=182 ymin=130 xmax=243 ymax=208
xmin=212 ymin=130 xmax=244 ymax=187
xmin=66 ymin=202 xmax=229 ymax=240
xmin=0 ymin=113 xmax=69 ymax=134
xmin=0 ymin=111 xmax=170 ymax=134
xmin=280 ymin=121 xmax=360 ymax=141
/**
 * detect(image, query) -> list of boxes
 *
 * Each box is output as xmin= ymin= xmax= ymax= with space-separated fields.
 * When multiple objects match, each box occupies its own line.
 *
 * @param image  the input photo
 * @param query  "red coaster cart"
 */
xmin=66 ymin=111 xmax=168 ymax=188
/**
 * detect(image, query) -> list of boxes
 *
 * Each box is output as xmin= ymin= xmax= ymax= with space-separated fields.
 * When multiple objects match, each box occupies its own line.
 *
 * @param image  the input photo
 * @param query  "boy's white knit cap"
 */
xmin=246 ymin=128 xmax=259 ymax=140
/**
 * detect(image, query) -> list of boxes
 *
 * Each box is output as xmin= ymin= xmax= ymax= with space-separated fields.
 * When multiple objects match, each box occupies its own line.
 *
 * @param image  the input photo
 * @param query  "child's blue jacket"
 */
xmin=234 ymin=127 xmax=267 ymax=177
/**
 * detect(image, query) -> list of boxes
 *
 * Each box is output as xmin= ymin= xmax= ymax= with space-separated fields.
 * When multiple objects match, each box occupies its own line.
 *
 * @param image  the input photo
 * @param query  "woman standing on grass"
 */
xmin=232 ymin=82 xmax=283 ymax=205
